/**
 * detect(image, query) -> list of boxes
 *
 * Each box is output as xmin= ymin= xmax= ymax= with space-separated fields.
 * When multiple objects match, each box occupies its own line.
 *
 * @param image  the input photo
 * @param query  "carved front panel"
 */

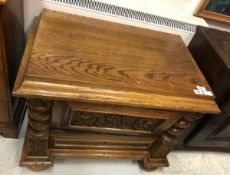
xmin=69 ymin=111 xmax=163 ymax=133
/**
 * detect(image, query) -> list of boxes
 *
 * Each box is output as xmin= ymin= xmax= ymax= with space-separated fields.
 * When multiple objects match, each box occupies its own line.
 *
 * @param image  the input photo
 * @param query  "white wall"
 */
xmin=23 ymin=0 xmax=229 ymax=45
xmin=95 ymin=0 xmax=205 ymax=24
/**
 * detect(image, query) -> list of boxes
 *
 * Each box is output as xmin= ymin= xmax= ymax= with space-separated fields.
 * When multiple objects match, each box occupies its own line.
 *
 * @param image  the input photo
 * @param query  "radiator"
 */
xmin=23 ymin=0 xmax=207 ymax=45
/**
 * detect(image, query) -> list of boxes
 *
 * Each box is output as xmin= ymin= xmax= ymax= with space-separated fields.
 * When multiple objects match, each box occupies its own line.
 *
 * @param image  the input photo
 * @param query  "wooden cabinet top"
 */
xmin=197 ymin=26 xmax=230 ymax=71
xmin=13 ymin=10 xmax=219 ymax=114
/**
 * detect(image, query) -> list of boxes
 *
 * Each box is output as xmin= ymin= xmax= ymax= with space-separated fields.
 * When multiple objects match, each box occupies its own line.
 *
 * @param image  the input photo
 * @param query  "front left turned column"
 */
xmin=20 ymin=98 xmax=53 ymax=171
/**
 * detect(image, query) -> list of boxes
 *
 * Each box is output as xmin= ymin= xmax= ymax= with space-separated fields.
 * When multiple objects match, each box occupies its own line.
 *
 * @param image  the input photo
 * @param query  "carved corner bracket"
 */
xmin=20 ymin=99 xmax=53 ymax=171
xmin=142 ymin=113 xmax=202 ymax=170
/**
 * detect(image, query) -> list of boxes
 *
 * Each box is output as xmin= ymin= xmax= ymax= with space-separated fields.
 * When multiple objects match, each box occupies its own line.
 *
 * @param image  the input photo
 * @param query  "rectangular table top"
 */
xmin=13 ymin=10 xmax=219 ymax=114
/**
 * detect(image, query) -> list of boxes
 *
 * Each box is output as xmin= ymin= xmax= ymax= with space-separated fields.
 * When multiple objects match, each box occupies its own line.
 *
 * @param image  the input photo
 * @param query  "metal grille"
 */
xmin=43 ymin=0 xmax=196 ymax=32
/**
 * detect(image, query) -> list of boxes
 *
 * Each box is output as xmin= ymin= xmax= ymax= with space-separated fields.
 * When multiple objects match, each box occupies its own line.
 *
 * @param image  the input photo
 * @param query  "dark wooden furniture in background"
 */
xmin=178 ymin=26 xmax=230 ymax=150
xmin=196 ymin=0 xmax=230 ymax=25
xmin=13 ymin=10 xmax=219 ymax=171
xmin=0 ymin=0 xmax=26 ymax=138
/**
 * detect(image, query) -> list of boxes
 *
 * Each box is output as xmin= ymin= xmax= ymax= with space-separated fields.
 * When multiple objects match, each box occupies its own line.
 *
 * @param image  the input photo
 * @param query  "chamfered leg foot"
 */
xmin=20 ymin=160 xmax=53 ymax=172
xmin=19 ymin=129 xmax=54 ymax=171
xmin=140 ymin=153 xmax=169 ymax=171
xmin=142 ymin=113 xmax=202 ymax=171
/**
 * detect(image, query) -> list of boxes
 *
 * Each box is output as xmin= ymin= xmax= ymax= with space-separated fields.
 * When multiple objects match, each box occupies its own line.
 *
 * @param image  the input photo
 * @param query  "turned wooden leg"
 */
xmin=20 ymin=99 xmax=53 ymax=171
xmin=141 ymin=113 xmax=202 ymax=171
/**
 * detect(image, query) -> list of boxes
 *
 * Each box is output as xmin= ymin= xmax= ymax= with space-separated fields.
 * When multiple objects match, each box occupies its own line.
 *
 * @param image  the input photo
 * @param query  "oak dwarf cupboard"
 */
xmin=13 ymin=10 xmax=220 ymax=171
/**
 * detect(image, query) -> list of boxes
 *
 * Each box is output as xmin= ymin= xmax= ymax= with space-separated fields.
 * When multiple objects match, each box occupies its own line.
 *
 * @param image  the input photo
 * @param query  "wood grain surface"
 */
xmin=13 ymin=10 xmax=219 ymax=113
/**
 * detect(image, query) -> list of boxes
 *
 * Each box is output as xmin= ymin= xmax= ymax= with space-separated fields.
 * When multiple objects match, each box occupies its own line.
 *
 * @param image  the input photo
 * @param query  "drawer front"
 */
xmin=69 ymin=110 xmax=162 ymax=135
xmin=51 ymin=101 xmax=180 ymax=136
xmin=50 ymin=132 xmax=156 ymax=160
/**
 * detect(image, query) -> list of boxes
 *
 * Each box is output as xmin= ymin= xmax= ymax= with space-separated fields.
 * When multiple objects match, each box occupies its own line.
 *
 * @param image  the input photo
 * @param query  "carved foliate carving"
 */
xmin=71 ymin=111 xmax=162 ymax=132
xmin=28 ymin=139 xmax=48 ymax=156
